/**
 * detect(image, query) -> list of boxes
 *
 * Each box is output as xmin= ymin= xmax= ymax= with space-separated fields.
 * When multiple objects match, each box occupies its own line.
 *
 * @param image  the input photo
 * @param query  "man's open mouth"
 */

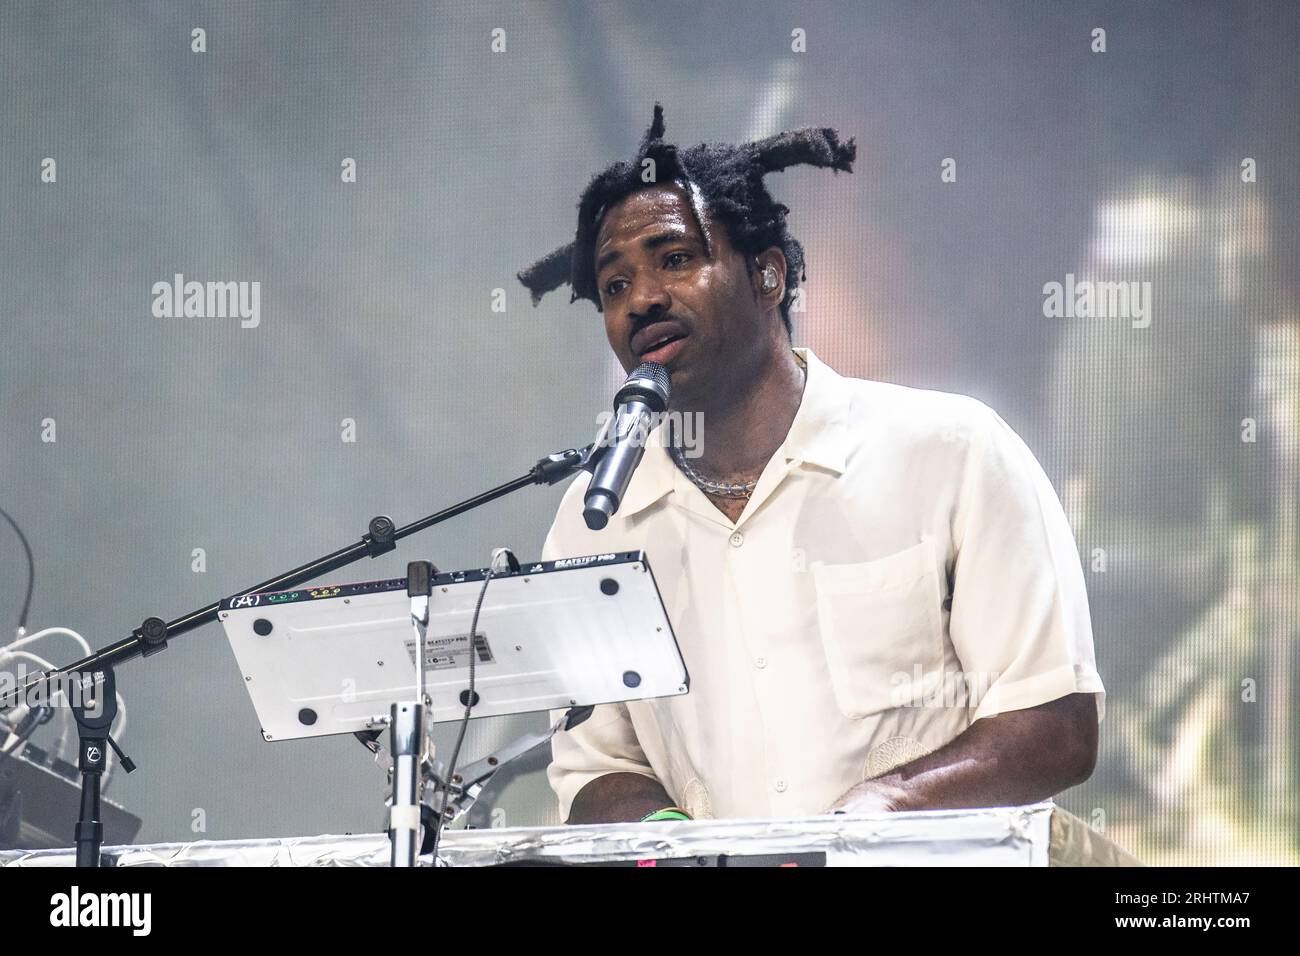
xmin=640 ymin=331 xmax=686 ymax=355
xmin=638 ymin=334 xmax=688 ymax=366
xmin=632 ymin=320 xmax=690 ymax=360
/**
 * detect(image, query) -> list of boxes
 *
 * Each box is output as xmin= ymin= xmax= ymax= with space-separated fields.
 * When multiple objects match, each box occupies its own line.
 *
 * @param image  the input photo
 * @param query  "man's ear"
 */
xmin=751 ymin=246 xmax=788 ymax=303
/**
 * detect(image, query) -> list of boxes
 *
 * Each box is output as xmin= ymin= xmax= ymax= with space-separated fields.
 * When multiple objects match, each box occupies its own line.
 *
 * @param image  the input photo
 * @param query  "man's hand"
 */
xmin=823 ymin=692 xmax=1098 ymax=814
xmin=826 ymin=779 xmax=907 ymax=814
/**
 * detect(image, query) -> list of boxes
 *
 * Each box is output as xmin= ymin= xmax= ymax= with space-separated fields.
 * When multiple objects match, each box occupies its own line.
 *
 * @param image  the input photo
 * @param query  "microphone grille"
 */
xmin=617 ymin=361 xmax=672 ymax=410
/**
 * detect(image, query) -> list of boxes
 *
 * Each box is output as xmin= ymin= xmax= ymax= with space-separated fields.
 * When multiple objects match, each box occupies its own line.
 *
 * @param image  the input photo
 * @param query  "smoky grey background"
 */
xmin=1 ymin=1 xmax=1297 ymax=863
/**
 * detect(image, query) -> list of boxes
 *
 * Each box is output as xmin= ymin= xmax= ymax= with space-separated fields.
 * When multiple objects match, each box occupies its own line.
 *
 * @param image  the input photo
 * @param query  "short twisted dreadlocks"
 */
xmin=517 ymin=103 xmax=857 ymax=337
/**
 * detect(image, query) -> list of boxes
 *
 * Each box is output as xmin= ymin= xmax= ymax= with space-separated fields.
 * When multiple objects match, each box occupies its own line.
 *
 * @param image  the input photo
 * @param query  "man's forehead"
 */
xmin=595 ymin=184 xmax=700 ymax=247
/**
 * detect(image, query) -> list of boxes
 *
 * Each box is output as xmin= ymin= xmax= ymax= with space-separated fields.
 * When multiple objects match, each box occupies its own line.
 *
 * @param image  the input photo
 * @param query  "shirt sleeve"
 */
xmin=540 ymin=486 xmax=663 ymax=822
xmin=545 ymin=702 xmax=662 ymax=823
xmin=947 ymin=403 xmax=1106 ymax=724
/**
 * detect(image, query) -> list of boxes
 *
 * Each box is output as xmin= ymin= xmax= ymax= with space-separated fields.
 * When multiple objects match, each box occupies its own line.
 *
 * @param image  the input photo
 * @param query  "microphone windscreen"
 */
xmin=616 ymin=362 xmax=671 ymax=411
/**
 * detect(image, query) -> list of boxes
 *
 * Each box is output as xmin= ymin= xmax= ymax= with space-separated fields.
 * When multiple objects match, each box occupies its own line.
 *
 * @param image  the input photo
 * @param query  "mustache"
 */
xmin=629 ymin=313 xmax=689 ymax=336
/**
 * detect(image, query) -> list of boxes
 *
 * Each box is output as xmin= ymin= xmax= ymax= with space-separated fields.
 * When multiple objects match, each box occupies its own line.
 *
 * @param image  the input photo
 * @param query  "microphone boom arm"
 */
xmin=0 ymin=443 xmax=598 ymax=711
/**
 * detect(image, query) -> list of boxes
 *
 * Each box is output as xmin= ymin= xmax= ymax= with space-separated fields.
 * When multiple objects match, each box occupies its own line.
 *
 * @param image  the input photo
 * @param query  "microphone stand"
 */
xmin=70 ymin=666 xmax=135 ymax=867
xmin=0 ymin=443 xmax=600 ymax=863
xmin=390 ymin=560 xmax=434 ymax=868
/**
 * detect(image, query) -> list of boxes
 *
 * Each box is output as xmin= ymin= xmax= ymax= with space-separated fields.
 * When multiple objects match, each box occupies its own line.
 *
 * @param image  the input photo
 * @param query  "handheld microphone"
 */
xmin=583 ymin=361 xmax=672 ymax=530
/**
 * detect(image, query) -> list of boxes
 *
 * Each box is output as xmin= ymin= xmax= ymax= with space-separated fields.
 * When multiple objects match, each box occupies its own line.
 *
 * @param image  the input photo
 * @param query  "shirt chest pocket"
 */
xmin=810 ymin=538 xmax=946 ymax=720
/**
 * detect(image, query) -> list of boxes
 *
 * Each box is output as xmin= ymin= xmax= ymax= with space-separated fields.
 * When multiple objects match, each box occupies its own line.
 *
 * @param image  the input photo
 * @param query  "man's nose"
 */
xmin=627 ymin=274 xmax=671 ymax=319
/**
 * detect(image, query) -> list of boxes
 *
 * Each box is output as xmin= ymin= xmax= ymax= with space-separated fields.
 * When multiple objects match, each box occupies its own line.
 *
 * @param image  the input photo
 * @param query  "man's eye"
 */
xmin=605 ymin=279 xmax=627 ymax=296
xmin=665 ymin=252 xmax=691 ymax=268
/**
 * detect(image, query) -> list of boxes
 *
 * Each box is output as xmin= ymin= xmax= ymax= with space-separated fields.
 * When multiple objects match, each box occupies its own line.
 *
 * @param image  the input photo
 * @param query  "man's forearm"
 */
xmin=830 ymin=692 xmax=1098 ymax=812
xmin=566 ymin=772 xmax=676 ymax=824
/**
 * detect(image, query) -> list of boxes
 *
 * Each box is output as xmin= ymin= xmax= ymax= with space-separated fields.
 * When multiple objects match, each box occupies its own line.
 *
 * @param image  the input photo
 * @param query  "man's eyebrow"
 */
xmin=595 ymin=229 xmax=697 ymax=275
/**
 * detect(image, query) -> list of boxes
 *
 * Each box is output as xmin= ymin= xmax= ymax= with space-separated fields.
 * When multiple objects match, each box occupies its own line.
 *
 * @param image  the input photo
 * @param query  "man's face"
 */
xmin=593 ymin=183 xmax=779 ymax=407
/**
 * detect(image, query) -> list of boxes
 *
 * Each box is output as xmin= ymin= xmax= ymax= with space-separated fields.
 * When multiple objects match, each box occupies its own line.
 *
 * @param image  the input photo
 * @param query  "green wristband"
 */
xmin=641 ymin=807 xmax=693 ymax=823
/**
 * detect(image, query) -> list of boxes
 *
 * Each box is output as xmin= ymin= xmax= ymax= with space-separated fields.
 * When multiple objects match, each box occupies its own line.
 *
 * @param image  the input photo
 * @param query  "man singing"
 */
xmin=518 ymin=104 xmax=1104 ymax=824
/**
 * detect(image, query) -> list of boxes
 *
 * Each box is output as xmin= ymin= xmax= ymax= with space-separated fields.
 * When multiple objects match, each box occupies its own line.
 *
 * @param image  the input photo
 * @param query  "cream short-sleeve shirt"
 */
xmin=542 ymin=347 xmax=1104 ymax=822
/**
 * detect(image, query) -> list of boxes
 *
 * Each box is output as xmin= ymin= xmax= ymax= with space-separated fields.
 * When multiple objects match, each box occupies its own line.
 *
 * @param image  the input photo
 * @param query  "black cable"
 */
xmin=428 ymin=561 xmax=494 ymax=861
xmin=0 ymin=506 xmax=35 ymax=633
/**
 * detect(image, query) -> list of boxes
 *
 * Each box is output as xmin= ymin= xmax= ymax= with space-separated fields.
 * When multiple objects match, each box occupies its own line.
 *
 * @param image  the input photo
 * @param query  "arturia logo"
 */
xmin=49 ymin=886 xmax=151 ymax=936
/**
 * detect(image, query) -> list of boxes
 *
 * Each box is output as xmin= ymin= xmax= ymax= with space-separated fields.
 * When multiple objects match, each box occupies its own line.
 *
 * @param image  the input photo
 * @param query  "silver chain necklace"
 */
xmin=668 ymin=445 xmax=759 ymax=499
xmin=666 ymin=360 xmax=808 ymax=500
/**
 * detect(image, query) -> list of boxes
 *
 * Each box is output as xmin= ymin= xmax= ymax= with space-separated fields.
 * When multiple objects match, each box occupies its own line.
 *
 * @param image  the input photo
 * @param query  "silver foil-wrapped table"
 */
xmin=0 ymin=801 xmax=1140 ymax=867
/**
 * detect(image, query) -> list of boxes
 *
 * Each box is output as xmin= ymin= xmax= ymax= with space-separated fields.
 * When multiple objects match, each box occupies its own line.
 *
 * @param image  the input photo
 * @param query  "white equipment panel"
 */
xmin=218 ymin=551 xmax=687 ymax=741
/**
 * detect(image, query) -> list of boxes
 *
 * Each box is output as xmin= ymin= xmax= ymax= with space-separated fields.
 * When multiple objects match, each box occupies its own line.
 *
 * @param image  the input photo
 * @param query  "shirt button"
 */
xmin=729 ymin=531 xmax=744 ymax=548
xmin=773 ymin=778 xmax=787 ymax=793
xmin=754 ymin=656 xmax=768 ymax=669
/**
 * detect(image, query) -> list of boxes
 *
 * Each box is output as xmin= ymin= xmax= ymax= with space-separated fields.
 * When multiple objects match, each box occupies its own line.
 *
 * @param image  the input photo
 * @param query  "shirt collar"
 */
xmin=616 ymin=347 xmax=849 ymax=520
xmin=781 ymin=347 xmax=850 ymax=475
